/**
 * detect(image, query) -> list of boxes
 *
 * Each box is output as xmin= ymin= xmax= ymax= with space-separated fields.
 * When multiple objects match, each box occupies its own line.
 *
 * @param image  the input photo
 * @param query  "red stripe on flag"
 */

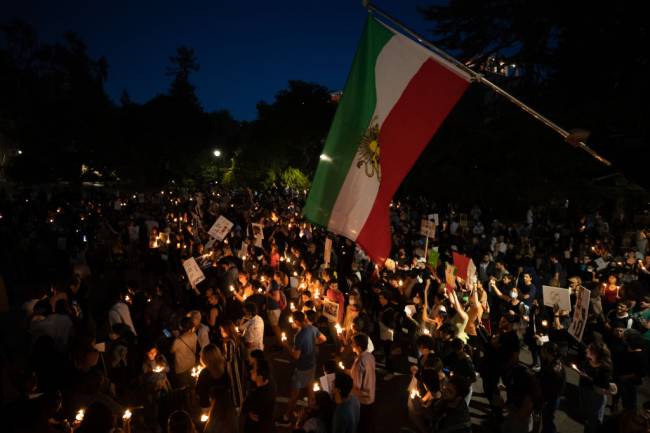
xmin=356 ymin=58 xmax=469 ymax=264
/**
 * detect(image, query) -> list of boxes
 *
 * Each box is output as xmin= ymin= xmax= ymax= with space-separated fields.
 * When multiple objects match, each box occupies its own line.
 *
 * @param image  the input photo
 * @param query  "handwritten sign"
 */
xmin=542 ymin=285 xmax=572 ymax=312
xmin=208 ymin=216 xmax=234 ymax=241
xmin=183 ymin=257 xmax=206 ymax=287
xmin=322 ymin=298 xmax=339 ymax=323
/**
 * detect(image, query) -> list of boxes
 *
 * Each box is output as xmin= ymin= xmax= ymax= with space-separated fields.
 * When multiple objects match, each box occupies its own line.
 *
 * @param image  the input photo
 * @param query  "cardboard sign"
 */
xmin=318 ymin=373 xmax=336 ymax=395
xmin=183 ymin=257 xmax=206 ymax=287
xmin=542 ymin=285 xmax=572 ymax=312
xmin=208 ymin=215 xmax=234 ymax=241
xmin=324 ymin=238 xmax=332 ymax=268
xmin=568 ymin=287 xmax=591 ymax=342
xmin=420 ymin=219 xmax=436 ymax=238
xmin=322 ymin=298 xmax=339 ymax=323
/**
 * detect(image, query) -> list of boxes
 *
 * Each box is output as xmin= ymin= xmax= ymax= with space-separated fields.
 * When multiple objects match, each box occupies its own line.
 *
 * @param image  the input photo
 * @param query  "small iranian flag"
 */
xmin=304 ymin=17 xmax=471 ymax=263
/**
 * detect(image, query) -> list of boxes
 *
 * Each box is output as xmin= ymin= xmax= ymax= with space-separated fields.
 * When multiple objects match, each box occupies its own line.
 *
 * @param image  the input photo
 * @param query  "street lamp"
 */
xmin=213 ymin=149 xmax=222 ymax=158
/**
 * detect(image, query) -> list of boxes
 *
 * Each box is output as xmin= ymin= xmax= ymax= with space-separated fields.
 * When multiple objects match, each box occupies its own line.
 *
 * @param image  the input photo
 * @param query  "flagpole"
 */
xmin=363 ymin=1 xmax=612 ymax=167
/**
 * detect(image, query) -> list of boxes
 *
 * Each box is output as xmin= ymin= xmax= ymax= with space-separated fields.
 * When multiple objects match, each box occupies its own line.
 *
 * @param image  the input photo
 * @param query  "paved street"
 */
xmin=268 ymin=334 xmax=650 ymax=433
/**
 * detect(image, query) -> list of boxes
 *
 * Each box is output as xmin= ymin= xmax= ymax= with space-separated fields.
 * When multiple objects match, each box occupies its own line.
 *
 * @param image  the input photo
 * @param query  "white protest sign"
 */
xmin=251 ymin=223 xmax=264 ymax=248
xmin=594 ymin=257 xmax=608 ymax=271
xmin=420 ymin=219 xmax=436 ymax=238
xmin=183 ymin=257 xmax=205 ymax=287
xmin=208 ymin=215 xmax=234 ymax=241
xmin=568 ymin=287 xmax=591 ymax=342
xmin=319 ymin=373 xmax=336 ymax=395
xmin=324 ymin=238 xmax=332 ymax=268
xmin=542 ymin=285 xmax=572 ymax=312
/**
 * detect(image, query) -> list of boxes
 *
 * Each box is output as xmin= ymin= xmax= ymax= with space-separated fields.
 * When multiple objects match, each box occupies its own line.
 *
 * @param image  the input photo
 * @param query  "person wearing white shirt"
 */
xmin=108 ymin=293 xmax=137 ymax=336
xmin=241 ymin=302 xmax=264 ymax=355
xmin=188 ymin=310 xmax=210 ymax=349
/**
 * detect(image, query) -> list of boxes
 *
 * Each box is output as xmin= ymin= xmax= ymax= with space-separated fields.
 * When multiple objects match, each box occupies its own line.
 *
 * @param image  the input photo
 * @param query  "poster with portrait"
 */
xmin=251 ymin=223 xmax=264 ymax=247
xmin=322 ymin=298 xmax=339 ymax=323
xmin=208 ymin=215 xmax=234 ymax=241
xmin=568 ymin=287 xmax=591 ymax=341
xmin=542 ymin=285 xmax=572 ymax=312
xmin=183 ymin=257 xmax=206 ymax=287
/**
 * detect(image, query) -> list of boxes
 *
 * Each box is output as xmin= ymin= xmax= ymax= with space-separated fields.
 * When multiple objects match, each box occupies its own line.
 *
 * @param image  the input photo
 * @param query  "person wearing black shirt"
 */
xmin=538 ymin=342 xmax=566 ymax=433
xmin=241 ymin=359 xmax=276 ymax=433
xmin=577 ymin=343 xmax=613 ymax=433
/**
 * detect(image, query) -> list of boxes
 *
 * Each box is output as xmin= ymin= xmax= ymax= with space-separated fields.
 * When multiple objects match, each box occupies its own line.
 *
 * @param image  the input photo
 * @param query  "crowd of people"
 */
xmin=1 ymin=185 xmax=650 ymax=433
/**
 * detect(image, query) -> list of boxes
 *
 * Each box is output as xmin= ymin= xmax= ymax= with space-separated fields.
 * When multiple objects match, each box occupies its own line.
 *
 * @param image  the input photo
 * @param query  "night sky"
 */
xmin=5 ymin=0 xmax=431 ymax=120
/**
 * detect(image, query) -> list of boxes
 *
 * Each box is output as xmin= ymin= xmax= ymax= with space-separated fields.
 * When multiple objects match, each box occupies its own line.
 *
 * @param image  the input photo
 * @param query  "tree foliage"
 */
xmin=416 ymin=0 xmax=650 ymax=197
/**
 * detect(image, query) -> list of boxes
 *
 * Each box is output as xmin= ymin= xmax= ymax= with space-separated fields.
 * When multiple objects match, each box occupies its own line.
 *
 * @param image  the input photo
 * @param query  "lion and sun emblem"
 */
xmin=356 ymin=120 xmax=381 ymax=181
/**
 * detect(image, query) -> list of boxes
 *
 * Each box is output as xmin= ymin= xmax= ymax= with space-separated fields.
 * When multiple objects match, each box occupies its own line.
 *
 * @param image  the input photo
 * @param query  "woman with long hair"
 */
xmin=577 ymin=342 xmax=614 ymax=433
xmin=220 ymin=320 xmax=245 ymax=411
xmin=196 ymin=344 xmax=238 ymax=433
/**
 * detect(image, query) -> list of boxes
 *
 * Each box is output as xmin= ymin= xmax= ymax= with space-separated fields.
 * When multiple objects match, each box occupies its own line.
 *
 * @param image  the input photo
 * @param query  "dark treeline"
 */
xmin=2 ymin=0 xmax=650 ymax=213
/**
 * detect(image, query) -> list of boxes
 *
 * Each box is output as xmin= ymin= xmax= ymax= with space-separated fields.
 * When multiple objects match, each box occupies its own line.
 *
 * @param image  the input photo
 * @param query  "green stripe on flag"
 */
xmin=303 ymin=17 xmax=393 ymax=227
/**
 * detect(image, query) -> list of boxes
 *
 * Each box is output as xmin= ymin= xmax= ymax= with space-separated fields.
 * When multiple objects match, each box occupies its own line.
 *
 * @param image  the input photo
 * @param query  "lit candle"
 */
xmin=258 ymin=288 xmax=263 ymax=293
xmin=76 ymin=409 xmax=85 ymax=422
xmin=288 ymin=316 xmax=294 ymax=324
xmin=338 ymin=361 xmax=345 ymax=370
xmin=153 ymin=365 xmax=164 ymax=373
xmin=235 ymin=326 xmax=240 ymax=333
xmin=290 ymin=302 xmax=296 ymax=311
xmin=281 ymin=332 xmax=287 ymax=342
xmin=293 ymin=271 xmax=298 ymax=277
xmin=410 ymin=390 xmax=420 ymax=399
xmin=541 ymin=320 xmax=548 ymax=327
xmin=201 ymin=414 xmax=209 ymax=423
xmin=399 ymin=280 xmax=404 ymax=287
xmin=422 ymin=328 xmax=431 ymax=336
xmin=123 ymin=409 xmax=132 ymax=420
xmin=335 ymin=323 xmax=343 ymax=335
xmin=313 ymin=382 xmax=321 ymax=392
xmin=229 ymin=285 xmax=235 ymax=292
xmin=191 ymin=365 xmax=204 ymax=379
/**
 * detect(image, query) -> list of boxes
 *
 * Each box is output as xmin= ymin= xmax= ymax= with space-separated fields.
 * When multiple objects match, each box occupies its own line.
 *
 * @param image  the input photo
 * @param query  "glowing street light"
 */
xmin=213 ymin=149 xmax=222 ymax=158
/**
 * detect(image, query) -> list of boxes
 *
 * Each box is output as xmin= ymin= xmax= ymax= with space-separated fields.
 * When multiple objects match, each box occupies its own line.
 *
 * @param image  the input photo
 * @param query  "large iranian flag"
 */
xmin=304 ymin=17 xmax=471 ymax=264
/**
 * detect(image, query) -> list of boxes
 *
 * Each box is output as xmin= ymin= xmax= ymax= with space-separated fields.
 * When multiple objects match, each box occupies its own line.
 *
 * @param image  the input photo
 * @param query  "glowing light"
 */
xmin=213 ymin=149 xmax=222 ymax=157
xmin=75 ymin=409 xmax=85 ymax=422
xmin=281 ymin=332 xmax=287 ymax=342
xmin=410 ymin=389 xmax=421 ymax=399
xmin=201 ymin=414 xmax=209 ymax=422
xmin=288 ymin=316 xmax=294 ymax=324
xmin=319 ymin=153 xmax=333 ymax=162
xmin=422 ymin=328 xmax=431 ymax=336
xmin=335 ymin=323 xmax=343 ymax=335
xmin=191 ymin=365 xmax=204 ymax=379
xmin=338 ymin=361 xmax=345 ymax=370
xmin=541 ymin=320 xmax=548 ymax=327
xmin=123 ymin=409 xmax=132 ymax=420
xmin=153 ymin=365 xmax=164 ymax=373
xmin=313 ymin=382 xmax=321 ymax=392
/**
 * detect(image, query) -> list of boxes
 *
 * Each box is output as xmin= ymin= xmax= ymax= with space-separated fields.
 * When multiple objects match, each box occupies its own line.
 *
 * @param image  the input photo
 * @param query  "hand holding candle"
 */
xmin=123 ymin=409 xmax=132 ymax=421
xmin=335 ymin=323 xmax=343 ymax=335
xmin=281 ymin=332 xmax=287 ymax=342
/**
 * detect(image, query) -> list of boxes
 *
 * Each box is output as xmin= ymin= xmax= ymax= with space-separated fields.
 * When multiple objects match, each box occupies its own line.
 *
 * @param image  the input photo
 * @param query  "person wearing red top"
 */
xmin=601 ymin=275 xmax=620 ymax=314
xmin=327 ymin=281 xmax=346 ymax=324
